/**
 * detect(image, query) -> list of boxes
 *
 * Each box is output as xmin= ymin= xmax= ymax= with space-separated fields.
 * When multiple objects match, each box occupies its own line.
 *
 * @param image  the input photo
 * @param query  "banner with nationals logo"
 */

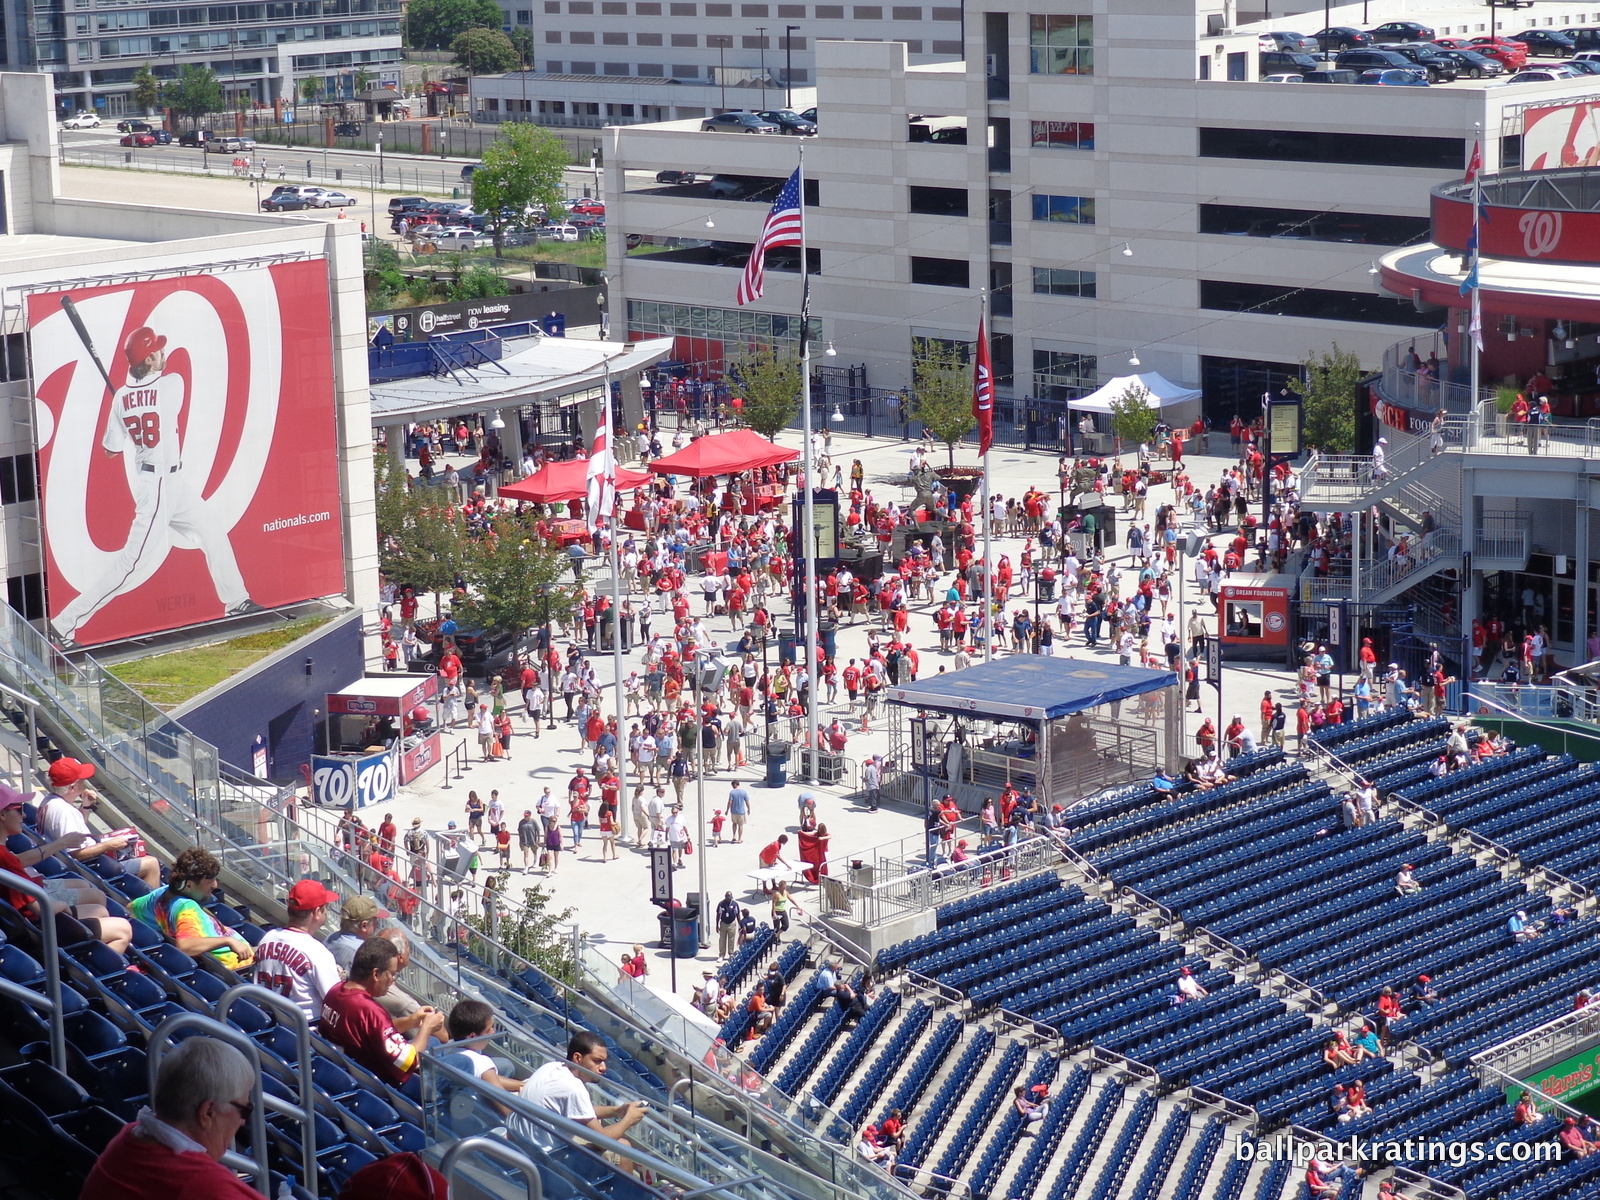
xmin=27 ymin=261 xmax=346 ymax=647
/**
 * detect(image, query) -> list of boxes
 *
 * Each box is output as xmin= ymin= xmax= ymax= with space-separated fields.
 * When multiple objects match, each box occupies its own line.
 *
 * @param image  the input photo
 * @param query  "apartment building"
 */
xmin=6 ymin=0 xmax=402 ymax=118
xmin=604 ymin=0 xmax=1600 ymax=427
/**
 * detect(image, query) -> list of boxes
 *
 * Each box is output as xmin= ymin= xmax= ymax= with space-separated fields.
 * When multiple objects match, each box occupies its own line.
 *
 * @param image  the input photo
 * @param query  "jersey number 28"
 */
xmin=122 ymin=412 xmax=162 ymax=448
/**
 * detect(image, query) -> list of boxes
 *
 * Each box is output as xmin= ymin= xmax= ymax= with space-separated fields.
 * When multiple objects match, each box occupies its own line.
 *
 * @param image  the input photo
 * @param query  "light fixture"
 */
xmin=1128 ymin=351 xmax=1141 ymax=367
xmin=1555 ymin=321 xmax=1570 ymax=341
xmin=824 ymin=340 xmax=837 ymax=357
xmin=490 ymin=411 xmax=505 ymax=429
xmin=705 ymin=216 xmax=715 ymax=228
xmin=830 ymin=404 xmax=845 ymax=423
xmin=1121 ymin=242 xmax=1133 ymax=257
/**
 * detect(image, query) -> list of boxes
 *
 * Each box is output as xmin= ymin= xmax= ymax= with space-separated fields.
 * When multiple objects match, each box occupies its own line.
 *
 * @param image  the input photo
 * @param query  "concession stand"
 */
xmin=323 ymin=674 xmax=442 ymax=792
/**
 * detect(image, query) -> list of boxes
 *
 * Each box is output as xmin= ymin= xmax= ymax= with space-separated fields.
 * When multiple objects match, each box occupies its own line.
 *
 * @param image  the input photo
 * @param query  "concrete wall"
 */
xmin=173 ymin=611 xmax=366 ymax=781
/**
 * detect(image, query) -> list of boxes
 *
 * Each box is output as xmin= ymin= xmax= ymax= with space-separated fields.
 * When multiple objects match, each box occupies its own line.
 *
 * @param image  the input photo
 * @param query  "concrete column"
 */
xmin=1577 ymin=495 xmax=1590 ymax=660
xmin=387 ymin=423 xmax=406 ymax=470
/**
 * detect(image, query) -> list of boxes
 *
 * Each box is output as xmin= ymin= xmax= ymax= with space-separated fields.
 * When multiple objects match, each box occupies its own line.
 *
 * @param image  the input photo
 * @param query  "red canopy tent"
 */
xmin=499 ymin=458 xmax=653 ymax=503
xmin=646 ymin=429 xmax=798 ymax=477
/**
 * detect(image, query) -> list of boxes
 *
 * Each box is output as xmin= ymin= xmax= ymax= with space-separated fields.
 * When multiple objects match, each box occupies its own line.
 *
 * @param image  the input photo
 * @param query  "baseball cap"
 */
xmin=49 ymin=758 xmax=96 ymax=787
xmin=287 ymin=879 xmax=339 ymax=912
xmin=335 ymin=1152 xmax=448 ymax=1200
xmin=123 ymin=326 xmax=167 ymax=365
xmin=343 ymin=896 xmax=381 ymax=921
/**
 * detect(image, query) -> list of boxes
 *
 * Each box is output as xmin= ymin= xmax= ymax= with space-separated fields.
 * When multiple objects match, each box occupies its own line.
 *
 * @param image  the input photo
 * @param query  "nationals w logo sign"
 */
xmin=1519 ymin=210 xmax=1564 ymax=258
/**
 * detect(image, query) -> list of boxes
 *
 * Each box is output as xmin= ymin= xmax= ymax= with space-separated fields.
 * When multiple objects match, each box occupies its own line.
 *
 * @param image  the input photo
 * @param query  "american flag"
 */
xmin=735 ymin=168 xmax=803 ymax=306
xmin=586 ymin=378 xmax=617 ymax=528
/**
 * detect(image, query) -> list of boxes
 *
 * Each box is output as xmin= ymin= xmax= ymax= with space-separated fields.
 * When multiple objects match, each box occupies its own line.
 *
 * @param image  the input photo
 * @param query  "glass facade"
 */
xmin=1028 ymin=14 xmax=1092 ymax=75
xmin=1033 ymin=267 xmax=1096 ymax=297
xmin=1030 ymin=119 xmax=1093 ymax=150
xmin=626 ymin=300 xmax=820 ymax=351
xmin=1033 ymin=348 xmax=1096 ymax=400
xmin=1032 ymin=194 xmax=1095 ymax=224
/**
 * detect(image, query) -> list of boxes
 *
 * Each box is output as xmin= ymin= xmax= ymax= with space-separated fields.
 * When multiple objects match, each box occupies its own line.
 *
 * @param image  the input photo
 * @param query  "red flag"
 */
xmin=972 ymin=316 xmax=994 ymax=456
xmin=1465 ymin=139 xmax=1482 ymax=183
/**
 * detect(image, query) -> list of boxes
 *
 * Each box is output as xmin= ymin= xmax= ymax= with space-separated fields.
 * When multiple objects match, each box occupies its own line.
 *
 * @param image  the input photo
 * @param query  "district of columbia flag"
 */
xmin=1459 ymin=260 xmax=1479 ymax=297
xmin=1465 ymin=139 xmax=1482 ymax=183
xmin=586 ymin=382 xmax=617 ymax=528
xmin=972 ymin=315 xmax=994 ymax=456
xmin=735 ymin=168 xmax=803 ymax=306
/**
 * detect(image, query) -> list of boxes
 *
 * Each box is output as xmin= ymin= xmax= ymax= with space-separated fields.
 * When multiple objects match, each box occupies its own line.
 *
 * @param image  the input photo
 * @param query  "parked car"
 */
xmin=1378 ymin=43 xmax=1459 ymax=82
xmin=179 ymin=128 xmax=212 ymax=147
xmin=537 ymin=223 xmax=580 ymax=242
xmin=799 ymin=107 xmax=816 ymax=123
xmin=116 ymin=119 xmax=152 ymax=134
xmin=418 ymin=230 xmax=490 ymax=251
xmin=700 ymin=111 xmax=781 ymax=134
xmin=755 ymin=108 xmax=818 ymax=135
xmin=1433 ymin=49 xmax=1505 ymax=78
xmin=213 ymin=135 xmax=256 ymax=152
xmin=260 ymin=193 xmax=314 ymax=212
xmin=1301 ymin=68 xmax=1362 ymax=83
xmin=309 ymin=189 xmax=357 ymax=208
xmin=1367 ymin=21 xmax=1435 ymax=42
xmin=1467 ymin=36 xmax=1530 ymax=69
xmin=1563 ymin=27 xmax=1600 ymax=51
xmin=391 ymin=212 xmax=441 ymax=234
xmin=654 ymin=169 xmax=698 ymax=184
xmin=1509 ymin=29 xmax=1576 ymax=57
xmin=119 ymin=132 xmax=158 ymax=147
xmin=388 ymin=196 xmax=429 ymax=216
xmin=1259 ymin=30 xmax=1319 ymax=52
xmin=1561 ymin=58 xmax=1600 ymax=74
xmin=1356 ymin=68 xmax=1429 ymax=85
xmin=413 ymin=618 xmax=511 ymax=664
xmin=569 ymin=198 xmax=605 ymax=215
xmin=1314 ymin=26 xmax=1373 ymax=51
xmin=62 ymin=112 xmax=101 ymax=129
xmin=1262 ymin=72 xmax=1307 ymax=82
xmin=1334 ymin=48 xmax=1418 ymax=73
xmin=1260 ymin=50 xmax=1320 ymax=75
xmin=333 ymin=121 xmax=364 ymax=137
xmin=1508 ymin=66 xmax=1578 ymax=82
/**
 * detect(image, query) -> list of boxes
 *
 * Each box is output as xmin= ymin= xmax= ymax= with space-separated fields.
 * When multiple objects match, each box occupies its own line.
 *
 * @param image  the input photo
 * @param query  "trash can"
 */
xmin=672 ymin=907 xmax=700 ymax=957
xmin=1036 ymin=572 xmax=1057 ymax=603
xmin=778 ymin=636 xmax=800 ymax=666
xmin=657 ymin=908 xmax=674 ymax=949
xmin=765 ymin=741 xmax=791 ymax=788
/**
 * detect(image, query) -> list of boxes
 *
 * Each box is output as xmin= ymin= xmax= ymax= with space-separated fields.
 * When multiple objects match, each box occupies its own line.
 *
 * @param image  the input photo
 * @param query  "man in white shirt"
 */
xmin=252 ymin=878 xmax=344 ymax=1023
xmin=1176 ymin=966 xmax=1208 ymax=1003
xmin=35 ymin=757 xmax=161 ymax=887
xmin=520 ymin=1032 xmax=648 ymax=1167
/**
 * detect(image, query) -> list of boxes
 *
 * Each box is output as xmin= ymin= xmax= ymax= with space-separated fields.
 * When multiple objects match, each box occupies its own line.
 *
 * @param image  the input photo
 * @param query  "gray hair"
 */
xmin=153 ymin=1036 xmax=254 ymax=1123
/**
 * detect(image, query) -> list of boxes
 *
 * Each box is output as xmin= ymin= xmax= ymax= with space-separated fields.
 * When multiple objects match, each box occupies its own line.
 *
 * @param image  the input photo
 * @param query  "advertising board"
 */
xmin=27 ymin=262 xmax=346 ymax=647
xmin=1523 ymin=101 xmax=1600 ymax=172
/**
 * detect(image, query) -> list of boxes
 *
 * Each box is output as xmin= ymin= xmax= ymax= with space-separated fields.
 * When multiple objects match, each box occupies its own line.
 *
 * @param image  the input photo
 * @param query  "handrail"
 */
xmin=147 ymin=1012 xmax=271 ymax=1196
xmin=440 ymin=1136 xmax=546 ymax=1200
xmin=890 ymin=1162 xmax=975 ymax=1200
xmin=1186 ymin=1084 xmax=1257 ymax=1125
xmin=0 ymin=868 xmax=66 ymax=1072
xmin=217 ymin=983 xmax=316 ymax=1186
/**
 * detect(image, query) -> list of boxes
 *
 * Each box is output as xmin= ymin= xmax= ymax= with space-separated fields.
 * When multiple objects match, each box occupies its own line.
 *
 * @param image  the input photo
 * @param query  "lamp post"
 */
xmin=377 ymin=132 xmax=384 ymax=185
xmin=717 ymin=40 xmax=727 ymax=111
xmin=784 ymin=26 xmax=799 ymax=109
xmin=756 ymin=27 xmax=768 ymax=110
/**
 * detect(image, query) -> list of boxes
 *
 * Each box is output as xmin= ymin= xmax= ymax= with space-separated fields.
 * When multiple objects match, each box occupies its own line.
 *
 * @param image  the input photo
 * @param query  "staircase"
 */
xmin=1299 ymin=432 xmax=1443 ymax=513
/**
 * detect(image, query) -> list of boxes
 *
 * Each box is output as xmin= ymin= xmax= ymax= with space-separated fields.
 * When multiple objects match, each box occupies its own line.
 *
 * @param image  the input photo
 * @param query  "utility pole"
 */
xmin=757 ymin=26 xmax=768 ymax=110
xmin=785 ymin=25 xmax=799 ymax=109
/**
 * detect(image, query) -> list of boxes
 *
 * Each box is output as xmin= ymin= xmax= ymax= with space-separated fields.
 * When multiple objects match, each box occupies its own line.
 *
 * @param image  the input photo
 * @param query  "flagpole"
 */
xmin=1469 ymin=122 xmax=1483 ymax=415
xmin=601 ymin=356 xmax=631 ymax=845
xmin=797 ymin=141 xmax=820 ymax=776
xmin=979 ymin=288 xmax=994 ymax=664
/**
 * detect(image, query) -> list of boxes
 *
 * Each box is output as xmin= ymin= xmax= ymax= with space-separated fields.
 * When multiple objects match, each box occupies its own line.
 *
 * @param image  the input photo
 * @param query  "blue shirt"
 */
xmin=728 ymin=787 xmax=750 ymax=816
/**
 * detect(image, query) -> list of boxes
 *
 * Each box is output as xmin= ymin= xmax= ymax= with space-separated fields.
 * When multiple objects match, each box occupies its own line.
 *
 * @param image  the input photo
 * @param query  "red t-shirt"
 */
xmin=320 ymin=982 xmax=419 ymax=1084
xmin=759 ymin=840 xmax=784 ymax=867
xmin=80 ymin=1124 xmax=260 ymax=1200
xmin=0 ymin=846 xmax=33 ymax=909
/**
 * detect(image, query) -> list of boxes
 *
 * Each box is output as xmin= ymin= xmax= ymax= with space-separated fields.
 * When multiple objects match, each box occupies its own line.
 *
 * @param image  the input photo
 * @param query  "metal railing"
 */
xmin=1472 ymin=399 xmax=1600 ymax=459
xmin=830 ymin=837 xmax=1061 ymax=929
xmin=147 ymin=1012 xmax=271 ymax=1195
xmin=440 ymin=1137 xmax=546 ymax=1200
xmin=1473 ymin=515 xmax=1530 ymax=565
xmin=1472 ymin=1022 xmax=1600 ymax=1106
xmin=0 ymin=869 xmax=65 ymax=1072
xmin=1378 ymin=334 xmax=1493 ymax=416
xmin=217 ymin=983 xmax=318 ymax=1187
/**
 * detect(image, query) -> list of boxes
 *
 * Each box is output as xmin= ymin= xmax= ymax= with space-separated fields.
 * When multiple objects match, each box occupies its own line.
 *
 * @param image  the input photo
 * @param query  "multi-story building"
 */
xmin=604 ymin=2 xmax=1600 ymax=429
xmin=5 ymin=0 xmax=402 ymax=118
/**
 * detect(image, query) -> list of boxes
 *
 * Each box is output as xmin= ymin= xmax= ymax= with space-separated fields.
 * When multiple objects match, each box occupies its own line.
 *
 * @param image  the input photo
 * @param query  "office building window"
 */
xmin=545 ymin=29 xmax=561 ymax=40
xmin=1029 ymin=14 xmax=1092 ymax=74
xmin=568 ymin=29 xmax=593 ymax=41
xmin=909 ymin=185 xmax=968 ymax=216
xmin=815 ymin=4 xmax=843 ymax=15
xmin=1033 ymin=349 xmax=1096 ymax=400
xmin=1031 ymin=119 xmax=1093 ymax=149
xmin=671 ymin=32 xmax=696 ymax=45
xmin=1031 ymin=194 xmax=1094 ymax=224
xmin=671 ymin=62 xmax=700 ymax=75
xmin=569 ymin=59 xmax=594 ymax=71
xmin=603 ymin=61 xmax=629 ymax=72
xmin=1033 ymin=268 xmax=1096 ymax=297
xmin=910 ymin=257 xmax=970 ymax=288
xmin=669 ymin=2 xmax=695 ymax=11
xmin=636 ymin=31 xmax=661 ymax=43
xmin=854 ymin=5 xmax=882 ymax=16
xmin=602 ymin=30 xmax=627 ymax=43
xmin=892 ymin=5 xmax=921 ymax=17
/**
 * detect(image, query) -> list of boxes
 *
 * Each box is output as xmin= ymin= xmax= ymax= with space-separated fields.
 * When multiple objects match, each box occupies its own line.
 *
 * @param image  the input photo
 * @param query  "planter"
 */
xmin=934 ymin=466 xmax=983 ymax=501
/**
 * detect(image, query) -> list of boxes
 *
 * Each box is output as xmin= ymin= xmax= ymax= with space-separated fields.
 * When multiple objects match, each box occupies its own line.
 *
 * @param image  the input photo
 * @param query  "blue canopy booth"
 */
xmin=882 ymin=657 xmax=1182 ymax=814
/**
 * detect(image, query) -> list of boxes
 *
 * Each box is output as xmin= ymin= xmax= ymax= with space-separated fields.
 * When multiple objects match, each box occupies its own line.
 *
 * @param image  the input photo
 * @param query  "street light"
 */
xmin=785 ymin=25 xmax=799 ymax=109
xmin=757 ymin=26 xmax=768 ymax=110
xmin=377 ymin=132 xmax=384 ymax=185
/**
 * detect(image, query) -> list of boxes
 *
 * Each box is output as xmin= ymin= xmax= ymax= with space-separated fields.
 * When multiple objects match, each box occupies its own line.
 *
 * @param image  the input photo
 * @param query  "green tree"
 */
xmin=373 ymin=456 xmax=469 ymax=617
xmin=405 ymin=0 xmax=504 ymax=50
xmin=298 ymin=76 xmax=324 ymax=107
xmin=471 ymin=121 xmax=570 ymax=253
xmin=1300 ymin=343 xmax=1363 ymax=454
xmin=453 ymin=27 xmax=520 ymax=74
xmin=454 ymin=513 xmax=575 ymax=654
xmin=730 ymin=345 xmax=801 ymax=439
xmin=353 ymin=66 xmax=376 ymax=94
xmin=132 ymin=65 xmax=164 ymax=113
xmin=1108 ymin=382 xmax=1158 ymax=448
xmin=166 ymin=64 xmax=223 ymax=127
xmin=508 ymin=25 xmax=535 ymax=69
xmin=910 ymin=337 xmax=975 ymax=467
xmin=463 ymin=881 xmax=577 ymax=983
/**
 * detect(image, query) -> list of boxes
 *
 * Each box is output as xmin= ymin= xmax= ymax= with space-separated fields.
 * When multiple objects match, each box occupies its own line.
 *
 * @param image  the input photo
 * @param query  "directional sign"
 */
xmin=649 ymin=847 xmax=674 ymax=907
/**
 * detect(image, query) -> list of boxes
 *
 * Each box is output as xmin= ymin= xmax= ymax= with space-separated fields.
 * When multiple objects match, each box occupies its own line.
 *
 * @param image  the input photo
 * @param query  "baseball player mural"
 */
xmin=27 ymin=263 xmax=347 ymax=648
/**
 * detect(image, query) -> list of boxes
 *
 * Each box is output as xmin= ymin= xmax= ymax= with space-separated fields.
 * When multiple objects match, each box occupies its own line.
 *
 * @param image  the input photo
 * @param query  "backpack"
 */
xmin=404 ymin=828 xmax=427 ymax=855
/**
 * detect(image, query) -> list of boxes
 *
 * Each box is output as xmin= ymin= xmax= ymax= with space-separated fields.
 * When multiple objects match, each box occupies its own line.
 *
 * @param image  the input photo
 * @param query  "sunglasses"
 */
xmin=229 ymin=1100 xmax=255 ymax=1121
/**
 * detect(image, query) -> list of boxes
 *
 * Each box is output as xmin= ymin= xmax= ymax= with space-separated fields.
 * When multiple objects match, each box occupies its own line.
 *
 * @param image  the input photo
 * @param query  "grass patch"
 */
xmin=108 ymin=615 xmax=338 ymax=710
xmin=497 ymin=239 xmax=609 ymax=270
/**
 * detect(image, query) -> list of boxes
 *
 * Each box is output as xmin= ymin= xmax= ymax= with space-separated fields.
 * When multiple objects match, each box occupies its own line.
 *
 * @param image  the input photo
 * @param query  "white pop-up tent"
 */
xmin=1068 ymin=372 xmax=1202 ymax=415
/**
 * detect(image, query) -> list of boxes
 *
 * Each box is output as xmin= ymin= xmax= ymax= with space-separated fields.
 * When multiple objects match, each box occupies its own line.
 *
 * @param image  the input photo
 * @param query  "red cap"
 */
xmin=287 ymin=879 xmax=339 ymax=912
xmin=123 ymin=326 xmax=167 ymax=365
xmin=48 ymin=758 xmax=96 ymax=787
xmin=336 ymin=1152 xmax=448 ymax=1200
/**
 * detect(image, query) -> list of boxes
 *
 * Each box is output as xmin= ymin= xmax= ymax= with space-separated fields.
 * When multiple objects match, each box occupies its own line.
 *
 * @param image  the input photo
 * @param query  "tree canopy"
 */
xmin=1300 ymin=343 xmax=1362 ymax=454
xmin=132 ymin=66 xmax=163 ymax=113
xmin=1108 ymin=383 xmax=1157 ymax=448
xmin=453 ymin=512 xmax=575 ymax=652
xmin=453 ymin=26 xmax=521 ymax=74
xmin=910 ymin=337 xmax=975 ymax=467
xmin=508 ymin=25 xmax=535 ymax=68
xmin=166 ymin=65 xmax=222 ymax=126
xmin=405 ymin=0 xmax=504 ymax=50
xmin=471 ymin=122 xmax=570 ymax=252
xmin=731 ymin=345 xmax=802 ymax=439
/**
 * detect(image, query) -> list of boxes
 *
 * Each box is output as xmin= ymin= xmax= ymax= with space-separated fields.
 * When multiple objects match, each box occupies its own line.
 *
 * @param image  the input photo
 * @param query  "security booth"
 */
xmin=324 ymin=674 xmax=442 ymax=789
xmin=880 ymin=657 xmax=1182 ymax=814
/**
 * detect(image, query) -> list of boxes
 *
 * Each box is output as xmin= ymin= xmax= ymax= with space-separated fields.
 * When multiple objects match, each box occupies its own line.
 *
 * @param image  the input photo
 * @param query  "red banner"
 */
xmin=28 ymin=261 xmax=346 ymax=647
xmin=972 ymin=315 xmax=994 ymax=456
